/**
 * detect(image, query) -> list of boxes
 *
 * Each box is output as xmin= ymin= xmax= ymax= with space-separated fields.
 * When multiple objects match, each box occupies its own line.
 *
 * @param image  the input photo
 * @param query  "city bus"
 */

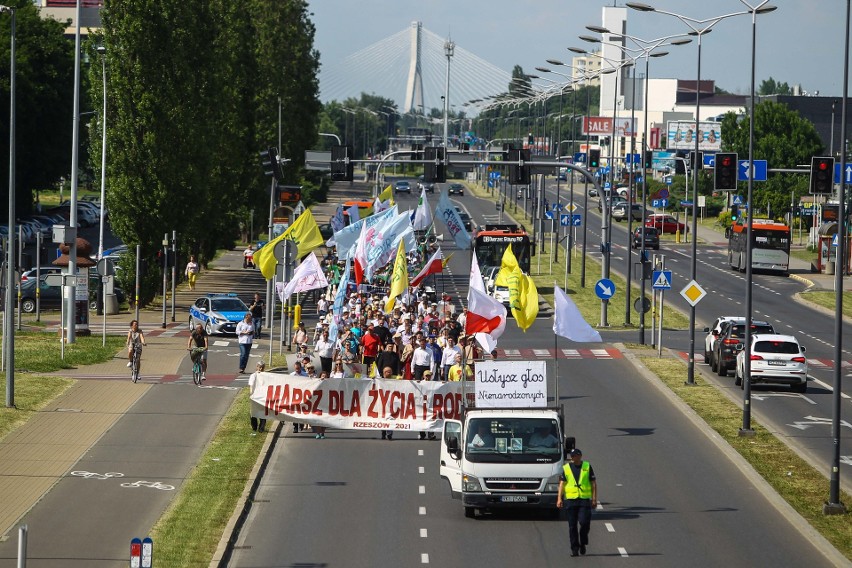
xmin=473 ymin=224 xmax=534 ymax=274
xmin=727 ymin=218 xmax=791 ymax=274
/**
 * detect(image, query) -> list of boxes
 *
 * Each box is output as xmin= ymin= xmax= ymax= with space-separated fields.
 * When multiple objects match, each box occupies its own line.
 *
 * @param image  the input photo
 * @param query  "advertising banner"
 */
xmin=250 ymin=374 xmax=472 ymax=431
xmin=474 ymin=361 xmax=547 ymax=408
xmin=666 ymin=121 xmax=722 ymax=151
xmin=582 ymin=117 xmax=636 ymax=137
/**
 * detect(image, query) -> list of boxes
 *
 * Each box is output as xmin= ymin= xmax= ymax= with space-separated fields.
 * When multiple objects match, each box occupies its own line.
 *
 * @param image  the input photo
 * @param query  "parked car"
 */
xmin=394 ymin=180 xmax=412 ymax=194
xmin=18 ymin=269 xmax=125 ymax=313
xmin=598 ymin=196 xmax=626 ymax=213
xmin=645 ymin=213 xmax=687 ymax=235
xmin=448 ymin=183 xmax=465 ymax=196
xmin=712 ymin=320 xmax=775 ymax=377
xmin=631 ymin=227 xmax=660 ymax=250
xmin=703 ymin=316 xmax=742 ymax=364
xmin=588 ymin=187 xmax=599 ymax=198
xmin=735 ymin=334 xmax=808 ymax=393
xmin=188 ymin=293 xmax=250 ymax=335
xmin=611 ymin=203 xmax=644 ymax=222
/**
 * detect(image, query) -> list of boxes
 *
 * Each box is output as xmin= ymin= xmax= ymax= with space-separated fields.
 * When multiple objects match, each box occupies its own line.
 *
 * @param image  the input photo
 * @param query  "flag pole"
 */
xmin=554 ymin=280 xmax=559 ymax=408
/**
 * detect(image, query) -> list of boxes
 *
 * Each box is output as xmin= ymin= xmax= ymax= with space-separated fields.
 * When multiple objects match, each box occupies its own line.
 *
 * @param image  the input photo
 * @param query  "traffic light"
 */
xmin=259 ymin=147 xmax=283 ymax=180
xmin=588 ymin=149 xmax=601 ymax=169
xmin=810 ymin=156 xmax=835 ymax=194
xmin=423 ymin=146 xmax=446 ymax=183
xmin=689 ymin=151 xmax=704 ymax=170
xmin=508 ymin=148 xmax=530 ymax=185
xmin=331 ymin=145 xmax=354 ymax=181
xmin=644 ymin=150 xmax=653 ymax=170
xmin=731 ymin=204 xmax=740 ymax=222
xmin=714 ymin=152 xmax=738 ymax=191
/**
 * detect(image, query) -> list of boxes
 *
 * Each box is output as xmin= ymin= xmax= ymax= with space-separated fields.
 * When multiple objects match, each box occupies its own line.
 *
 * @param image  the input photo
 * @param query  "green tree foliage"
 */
xmin=95 ymin=0 xmax=320 ymax=304
xmin=757 ymin=77 xmax=792 ymax=96
xmin=719 ymin=100 xmax=823 ymax=217
xmin=0 ymin=0 xmax=74 ymax=218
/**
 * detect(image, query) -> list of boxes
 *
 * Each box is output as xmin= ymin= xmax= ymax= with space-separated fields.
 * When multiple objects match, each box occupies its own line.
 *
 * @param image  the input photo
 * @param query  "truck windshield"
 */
xmin=466 ymin=417 xmax=561 ymax=463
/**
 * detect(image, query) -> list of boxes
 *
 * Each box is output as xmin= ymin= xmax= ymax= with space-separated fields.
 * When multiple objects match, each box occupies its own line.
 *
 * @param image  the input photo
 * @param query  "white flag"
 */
xmin=435 ymin=190 xmax=472 ymax=250
xmin=346 ymin=203 xmax=360 ymax=223
xmin=412 ymin=188 xmax=433 ymax=231
xmin=553 ymin=285 xmax=602 ymax=342
xmin=278 ymin=253 xmax=329 ymax=300
xmin=465 ymin=256 xmax=506 ymax=340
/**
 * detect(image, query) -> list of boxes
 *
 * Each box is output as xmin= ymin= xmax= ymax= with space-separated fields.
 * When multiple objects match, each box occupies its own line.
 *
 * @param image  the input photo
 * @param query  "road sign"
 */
xmin=732 ymin=194 xmax=744 ymax=205
xmin=680 ymin=200 xmax=693 ymax=207
xmin=737 ymin=159 xmax=768 ymax=182
xmin=652 ymin=199 xmax=669 ymax=208
xmin=664 ymin=176 xmax=673 ymax=185
xmin=489 ymin=171 xmax=501 ymax=179
xmin=141 ymin=538 xmax=153 ymax=568
xmin=565 ymin=203 xmax=577 ymax=212
xmin=625 ymin=153 xmax=641 ymax=164
xmin=703 ymin=153 xmax=716 ymax=168
xmin=604 ymin=182 xmax=611 ymax=190
xmin=572 ymin=214 xmax=582 ymax=226
xmin=554 ymin=202 xmax=564 ymax=211
xmin=130 ymin=538 xmax=142 ymax=568
xmin=545 ymin=210 xmax=554 ymax=220
xmin=834 ymin=163 xmax=852 ymax=184
xmin=833 ymin=234 xmax=839 ymax=247
xmin=574 ymin=152 xmax=586 ymax=164
xmin=634 ymin=297 xmax=651 ymax=313
xmin=560 ymin=214 xmax=571 ymax=226
xmin=652 ymin=270 xmax=672 ymax=290
xmin=680 ymin=280 xmax=707 ymax=306
xmin=659 ymin=188 xmax=670 ymax=198
xmin=595 ymin=278 xmax=616 ymax=300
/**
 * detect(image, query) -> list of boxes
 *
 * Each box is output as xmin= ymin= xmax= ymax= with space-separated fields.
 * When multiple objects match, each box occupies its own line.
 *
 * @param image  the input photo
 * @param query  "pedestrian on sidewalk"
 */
xmin=557 ymin=448 xmax=597 ymax=557
xmin=249 ymin=292 xmax=264 ymax=338
xmin=236 ymin=312 xmax=254 ymax=373
xmin=248 ymin=361 xmax=267 ymax=432
xmin=185 ymin=255 xmax=200 ymax=291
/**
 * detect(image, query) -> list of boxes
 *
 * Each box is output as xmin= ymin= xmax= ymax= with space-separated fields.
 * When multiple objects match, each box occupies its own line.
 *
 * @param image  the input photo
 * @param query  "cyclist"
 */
xmin=188 ymin=323 xmax=209 ymax=380
xmin=126 ymin=320 xmax=147 ymax=370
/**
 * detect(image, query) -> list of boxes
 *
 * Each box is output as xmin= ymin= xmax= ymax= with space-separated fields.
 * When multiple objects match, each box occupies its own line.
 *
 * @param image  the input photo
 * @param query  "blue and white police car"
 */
xmin=188 ymin=293 xmax=250 ymax=335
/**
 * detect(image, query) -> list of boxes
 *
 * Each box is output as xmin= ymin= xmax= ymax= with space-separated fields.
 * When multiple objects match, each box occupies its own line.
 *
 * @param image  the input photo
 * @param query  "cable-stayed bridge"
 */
xmin=318 ymin=21 xmax=512 ymax=115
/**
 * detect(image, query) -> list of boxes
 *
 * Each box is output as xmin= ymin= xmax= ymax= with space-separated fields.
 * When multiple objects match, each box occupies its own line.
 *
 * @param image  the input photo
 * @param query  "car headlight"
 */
xmin=545 ymin=473 xmax=561 ymax=493
xmin=463 ymin=474 xmax=482 ymax=492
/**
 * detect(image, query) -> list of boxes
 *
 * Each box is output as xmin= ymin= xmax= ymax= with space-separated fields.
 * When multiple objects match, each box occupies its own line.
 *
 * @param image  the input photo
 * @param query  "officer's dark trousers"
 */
xmin=566 ymin=499 xmax=592 ymax=552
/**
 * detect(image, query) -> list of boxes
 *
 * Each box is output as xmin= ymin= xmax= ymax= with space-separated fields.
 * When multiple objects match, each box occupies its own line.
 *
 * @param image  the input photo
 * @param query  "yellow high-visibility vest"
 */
xmin=562 ymin=461 xmax=592 ymax=499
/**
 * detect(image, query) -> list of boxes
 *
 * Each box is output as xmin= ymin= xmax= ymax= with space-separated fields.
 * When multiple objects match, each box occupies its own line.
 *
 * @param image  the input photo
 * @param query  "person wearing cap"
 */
xmin=557 ymin=448 xmax=597 ymax=557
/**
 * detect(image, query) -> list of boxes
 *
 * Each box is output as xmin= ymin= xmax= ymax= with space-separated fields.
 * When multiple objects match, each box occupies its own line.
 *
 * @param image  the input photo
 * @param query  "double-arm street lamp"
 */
xmin=443 ymin=38 xmax=455 ymax=149
xmin=627 ymin=2 xmax=758 ymax=386
xmin=1 ymin=4 xmax=14 ymax=407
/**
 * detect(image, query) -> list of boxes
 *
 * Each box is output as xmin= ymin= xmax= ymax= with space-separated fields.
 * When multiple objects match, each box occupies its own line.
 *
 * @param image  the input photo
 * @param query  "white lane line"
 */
xmin=420 ymin=528 xmax=428 ymax=538
xmin=418 ymin=449 xmax=424 ymax=456
xmin=421 ymin=553 xmax=429 ymax=563
xmin=419 ymin=506 xmax=426 ymax=515
xmin=605 ymin=523 xmax=615 ymax=532
xmin=419 ymin=485 xmax=426 ymax=494
xmin=419 ymin=466 xmax=425 ymax=474
xmin=618 ymin=547 xmax=629 ymax=557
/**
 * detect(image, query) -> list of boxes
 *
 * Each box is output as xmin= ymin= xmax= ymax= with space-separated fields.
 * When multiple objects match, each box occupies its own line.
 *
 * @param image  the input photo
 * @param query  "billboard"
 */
xmin=666 ymin=121 xmax=722 ymax=151
xmin=582 ymin=117 xmax=636 ymax=138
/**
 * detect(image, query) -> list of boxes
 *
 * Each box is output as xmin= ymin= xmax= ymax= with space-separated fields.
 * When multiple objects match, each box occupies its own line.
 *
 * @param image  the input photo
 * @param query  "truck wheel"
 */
xmin=464 ymin=507 xmax=476 ymax=519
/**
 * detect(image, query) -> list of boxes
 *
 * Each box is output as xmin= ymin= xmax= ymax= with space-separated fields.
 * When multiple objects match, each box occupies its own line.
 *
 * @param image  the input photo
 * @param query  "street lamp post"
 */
xmin=66 ymin=0 xmax=84 ymax=343
xmin=1 ymin=4 xmax=14 ymax=407
xmin=627 ymin=1 xmax=754 ymax=385
xmin=96 ymin=46 xmax=107 ymax=261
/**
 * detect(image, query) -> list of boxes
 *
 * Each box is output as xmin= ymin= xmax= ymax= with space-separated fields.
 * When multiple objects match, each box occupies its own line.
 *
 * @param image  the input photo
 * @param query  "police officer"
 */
xmin=557 ymin=448 xmax=597 ymax=557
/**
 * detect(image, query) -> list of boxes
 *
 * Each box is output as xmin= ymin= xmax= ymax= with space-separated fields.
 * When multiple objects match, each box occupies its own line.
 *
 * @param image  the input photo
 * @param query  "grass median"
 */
xmin=636 ymin=347 xmax=851 ymax=561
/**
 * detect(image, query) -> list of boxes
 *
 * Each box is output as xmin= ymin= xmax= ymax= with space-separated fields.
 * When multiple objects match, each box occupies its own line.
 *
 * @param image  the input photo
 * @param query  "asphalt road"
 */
xmin=227 ymin=352 xmax=832 ymax=567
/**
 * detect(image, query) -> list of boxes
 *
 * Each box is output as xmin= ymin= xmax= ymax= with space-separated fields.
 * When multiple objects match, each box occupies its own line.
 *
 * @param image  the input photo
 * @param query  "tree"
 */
xmin=757 ymin=77 xmax=792 ymax=96
xmin=0 ymin=0 xmax=74 ymax=218
xmin=720 ymin=101 xmax=823 ymax=217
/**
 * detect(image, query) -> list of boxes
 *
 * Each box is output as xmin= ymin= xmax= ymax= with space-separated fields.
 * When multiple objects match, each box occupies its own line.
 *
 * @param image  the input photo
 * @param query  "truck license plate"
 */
xmin=501 ymin=496 xmax=528 ymax=503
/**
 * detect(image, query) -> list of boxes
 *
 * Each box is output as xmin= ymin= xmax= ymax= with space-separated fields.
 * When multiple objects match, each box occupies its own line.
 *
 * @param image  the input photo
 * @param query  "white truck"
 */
xmin=439 ymin=406 xmax=574 ymax=518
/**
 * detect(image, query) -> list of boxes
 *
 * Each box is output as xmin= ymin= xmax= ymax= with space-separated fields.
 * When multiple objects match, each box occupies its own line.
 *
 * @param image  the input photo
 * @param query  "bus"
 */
xmin=473 ymin=224 xmax=534 ymax=274
xmin=727 ymin=219 xmax=791 ymax=274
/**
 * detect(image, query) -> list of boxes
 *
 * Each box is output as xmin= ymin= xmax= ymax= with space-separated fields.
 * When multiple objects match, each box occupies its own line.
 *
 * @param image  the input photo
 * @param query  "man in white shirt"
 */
xmin=236 ymin=312 xmax=254 ymax=374
xmin=440 ymin=337 xmax=461 ymax=381
xmin=411 ymin=337 xmax=432 ymax=380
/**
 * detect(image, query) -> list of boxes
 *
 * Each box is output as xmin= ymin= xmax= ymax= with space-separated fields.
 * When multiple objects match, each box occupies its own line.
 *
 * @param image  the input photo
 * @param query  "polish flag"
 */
xmin=465 ymin=256 xmax=506 ymax=339
xmin=410 ymin=248 xmax=444 ymax=287
xmin=353 ymin=221 xmax=368 ymax=285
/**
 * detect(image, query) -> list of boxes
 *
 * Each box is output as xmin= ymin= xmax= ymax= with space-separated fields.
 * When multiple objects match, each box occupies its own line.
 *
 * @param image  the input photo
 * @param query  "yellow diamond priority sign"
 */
xmin=680 ymin=280 xmax=707 ymax=306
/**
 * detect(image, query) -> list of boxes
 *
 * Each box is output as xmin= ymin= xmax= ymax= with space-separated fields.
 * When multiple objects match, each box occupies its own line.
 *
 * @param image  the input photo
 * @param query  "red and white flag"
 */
xmin=410 ymin=248 xmax=444 ymax=287
xmin=465 ymin=256 xmax=506 ymax=340
xmin=353 ymin=221 xmax=368 ymax=285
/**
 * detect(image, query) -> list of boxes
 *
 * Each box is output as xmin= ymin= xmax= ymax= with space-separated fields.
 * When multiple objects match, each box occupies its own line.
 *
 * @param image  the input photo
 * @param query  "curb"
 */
xmin=209 ymin=419 xmax=284 ymax=567
xmin=616 ymin=343 xmax=851 ymax=568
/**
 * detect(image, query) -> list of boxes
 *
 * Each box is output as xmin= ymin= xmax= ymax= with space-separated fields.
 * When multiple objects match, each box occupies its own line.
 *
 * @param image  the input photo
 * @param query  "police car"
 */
xmin=188 ymin=293 xmax=250 ymax=335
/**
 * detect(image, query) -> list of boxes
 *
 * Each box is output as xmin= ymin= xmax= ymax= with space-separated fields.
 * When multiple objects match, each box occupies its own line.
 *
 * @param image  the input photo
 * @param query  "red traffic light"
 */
xmin=720 ymin=156 xmax=733 ymax=167
xmin=818 ymin=161 xmax=830 ymax=171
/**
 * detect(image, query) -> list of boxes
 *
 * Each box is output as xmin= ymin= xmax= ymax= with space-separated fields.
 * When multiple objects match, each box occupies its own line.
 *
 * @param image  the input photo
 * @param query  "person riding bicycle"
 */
xmin=188 ymin=323 xmax=209 ymax=380
xmin=126 ymin=320 xmax=147 ymax=370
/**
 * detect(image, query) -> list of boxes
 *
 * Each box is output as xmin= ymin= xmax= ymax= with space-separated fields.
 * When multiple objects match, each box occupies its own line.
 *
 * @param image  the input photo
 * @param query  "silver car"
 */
xmin=735 ymin=334 xmax=808 ymax=393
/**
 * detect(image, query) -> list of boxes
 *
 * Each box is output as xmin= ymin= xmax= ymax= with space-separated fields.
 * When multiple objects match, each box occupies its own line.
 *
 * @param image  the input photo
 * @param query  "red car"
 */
xmin=645 ymin=214 xmax=687 ymax=235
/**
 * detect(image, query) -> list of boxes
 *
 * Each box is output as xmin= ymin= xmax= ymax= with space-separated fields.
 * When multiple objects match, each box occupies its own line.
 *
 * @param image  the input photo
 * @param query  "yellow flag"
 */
xmin=513 ymin=274 xmax=539 ymax=331
xmin=441 ymin=252 xmax=454 ymax=268
xmin=384 ymin=239 xmax=409 ymax=313
xmin=379 ymin=184 xmax=394 ymax=206
xmin=494 ymin=245 xmax=519 ymax=287
xmin=254 ymin=209 xmax=325 ymax=280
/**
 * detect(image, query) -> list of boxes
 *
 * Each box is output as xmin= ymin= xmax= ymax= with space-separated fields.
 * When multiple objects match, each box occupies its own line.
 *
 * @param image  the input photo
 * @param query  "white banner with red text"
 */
xmin=250 ymin=374 xmax=475 ymax=431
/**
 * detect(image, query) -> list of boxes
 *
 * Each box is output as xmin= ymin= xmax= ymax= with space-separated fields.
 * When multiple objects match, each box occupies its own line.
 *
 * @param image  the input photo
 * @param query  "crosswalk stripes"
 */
xmin=495 ymin=348 xmax=622 ymax=360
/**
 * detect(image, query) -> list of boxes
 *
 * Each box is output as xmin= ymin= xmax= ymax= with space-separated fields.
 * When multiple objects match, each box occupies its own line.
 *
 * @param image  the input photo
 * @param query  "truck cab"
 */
xmin=439 ymin=407 xmax=573 ymax=518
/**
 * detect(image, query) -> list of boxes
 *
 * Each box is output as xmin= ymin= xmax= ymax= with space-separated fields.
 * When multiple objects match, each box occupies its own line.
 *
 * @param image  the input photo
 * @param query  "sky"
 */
xmin=307 ymin=0 xmax=846 ymax=109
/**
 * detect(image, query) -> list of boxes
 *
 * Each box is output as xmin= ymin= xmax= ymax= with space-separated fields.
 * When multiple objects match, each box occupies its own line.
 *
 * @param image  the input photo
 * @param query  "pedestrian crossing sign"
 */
xmin=652 ymin=270 xmax=672 ymax=290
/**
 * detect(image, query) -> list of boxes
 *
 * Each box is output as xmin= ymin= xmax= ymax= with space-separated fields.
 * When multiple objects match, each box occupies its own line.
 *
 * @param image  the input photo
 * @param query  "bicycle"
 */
xmin=189 ymin=347 xmax=206 ymax=385
xmin=130 ymin=343 xmax=142 ymax=383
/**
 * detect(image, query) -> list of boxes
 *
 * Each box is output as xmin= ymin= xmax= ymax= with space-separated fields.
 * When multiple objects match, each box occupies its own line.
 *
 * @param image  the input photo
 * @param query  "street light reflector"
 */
xmin=579 ymin=35 xmax=600 ymax=43
xmin=756 ymin=5 xmax=778 ymax=14
xmin=535 ymin=66 xmax=551 ymax=73
xmin=567 ymin=47 xmax=588 ymax=54
xmin=650 ymin=50 xmax=669 ymax=58
xmin=671 ymin=38 xmax=693 ymax=46
xmin=546 ymin=59 xmax=564 ymax=66
xmin=625 ymin=2 xmax=655 ymax=11
xmin=586 ymin=25 xmax=610 ymax=34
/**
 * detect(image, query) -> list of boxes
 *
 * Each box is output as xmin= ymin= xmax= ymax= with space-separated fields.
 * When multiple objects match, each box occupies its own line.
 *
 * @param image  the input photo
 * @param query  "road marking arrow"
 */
xmin=787 ymin=416 xmax=852 ymax=430
xmin=841 ymin=456 xmax=852 ymax=467
xmin=597 ymin=282 xmax=613 ymax=296
xmin=751 ymin=393 xmax=817 ymax=405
